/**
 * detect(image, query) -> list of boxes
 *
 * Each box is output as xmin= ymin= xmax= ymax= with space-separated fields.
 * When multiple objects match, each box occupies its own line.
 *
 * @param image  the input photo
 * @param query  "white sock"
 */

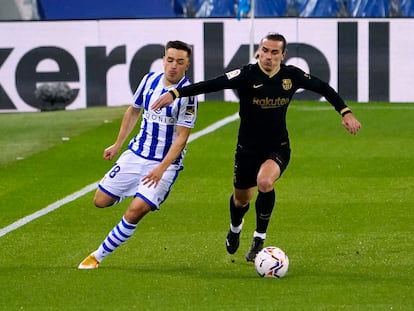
xmin=94 ymin=216 xmax=137 ymax=262
xmin=253 ymin=231 xmax=266 ymax=240
xmin=230 ymin=223 xmax=243 ymax=234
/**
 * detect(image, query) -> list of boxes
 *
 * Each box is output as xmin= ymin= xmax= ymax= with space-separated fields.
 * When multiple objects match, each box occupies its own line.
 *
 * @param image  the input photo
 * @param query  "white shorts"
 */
xmin=98 ymin=149 xmax=181 ymax=210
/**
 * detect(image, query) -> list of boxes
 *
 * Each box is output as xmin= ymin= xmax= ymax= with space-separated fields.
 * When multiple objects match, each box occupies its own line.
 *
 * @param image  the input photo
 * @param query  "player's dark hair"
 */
xmin=262 ymin=33 xmax=287 ymax=53
xmin=166 ymin=40 xmax=192 ymax=58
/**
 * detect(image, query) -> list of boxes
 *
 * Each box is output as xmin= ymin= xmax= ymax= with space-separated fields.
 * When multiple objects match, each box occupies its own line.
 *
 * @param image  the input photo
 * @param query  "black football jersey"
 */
xmin=178 ymin=63 xmax=348 ymax=151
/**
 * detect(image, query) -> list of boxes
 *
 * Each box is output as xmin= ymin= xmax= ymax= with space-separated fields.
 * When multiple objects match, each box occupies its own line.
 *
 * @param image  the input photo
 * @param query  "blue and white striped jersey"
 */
xmin=128 ymin=72 xmax=197 ymax=167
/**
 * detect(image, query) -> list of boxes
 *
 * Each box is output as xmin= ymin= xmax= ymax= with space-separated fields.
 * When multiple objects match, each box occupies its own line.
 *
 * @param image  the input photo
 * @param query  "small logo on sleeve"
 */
xmin=225 ymin=69 xmax=241 ymax=80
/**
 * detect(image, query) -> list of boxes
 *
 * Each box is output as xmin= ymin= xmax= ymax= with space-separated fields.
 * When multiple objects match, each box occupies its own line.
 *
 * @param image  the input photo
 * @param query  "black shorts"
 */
xmin=233 ymin=142 xmax=291 ymax=190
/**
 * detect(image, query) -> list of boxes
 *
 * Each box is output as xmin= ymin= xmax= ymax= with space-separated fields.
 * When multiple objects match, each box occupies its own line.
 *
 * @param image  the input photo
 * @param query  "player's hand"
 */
xmin=151 ymin=92 xmax=174 ymax=110
xmin=342 ymin=113 xmax=362 ymax=135
xmin=141 ymin=166 xmax=164 ymax=188
xmin=103 ymin=144 xmax=120 ymax=160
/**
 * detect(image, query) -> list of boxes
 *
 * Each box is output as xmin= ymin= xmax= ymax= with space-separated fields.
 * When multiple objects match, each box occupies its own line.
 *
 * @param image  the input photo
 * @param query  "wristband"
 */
xmin=340 ymin=107 xmax=352 ymax=117
xmin=169 ymin=89 xmax=179 ymax=100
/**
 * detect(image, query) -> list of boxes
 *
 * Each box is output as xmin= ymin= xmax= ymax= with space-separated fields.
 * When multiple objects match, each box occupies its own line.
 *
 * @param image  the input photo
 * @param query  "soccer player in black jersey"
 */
xmin=152 ymin=33 xmax=362 ymax=261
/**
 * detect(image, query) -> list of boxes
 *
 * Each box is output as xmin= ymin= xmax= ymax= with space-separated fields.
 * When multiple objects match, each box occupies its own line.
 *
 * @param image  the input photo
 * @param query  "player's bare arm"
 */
xmin=141 ymin=125 xmax=191 ymax=188
xmin=103 ymin=106 xmax=141 ymax=160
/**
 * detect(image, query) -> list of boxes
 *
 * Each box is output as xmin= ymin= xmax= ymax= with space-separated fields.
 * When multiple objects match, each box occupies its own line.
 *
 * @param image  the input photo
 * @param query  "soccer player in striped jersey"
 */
xmin=78 ymin=40 xmax=197 ymax=269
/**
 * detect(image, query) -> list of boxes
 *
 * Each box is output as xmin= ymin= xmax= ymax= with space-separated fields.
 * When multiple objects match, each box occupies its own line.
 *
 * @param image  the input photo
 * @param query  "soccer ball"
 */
xmin=254 ymin=246 xmax=289 ymax=278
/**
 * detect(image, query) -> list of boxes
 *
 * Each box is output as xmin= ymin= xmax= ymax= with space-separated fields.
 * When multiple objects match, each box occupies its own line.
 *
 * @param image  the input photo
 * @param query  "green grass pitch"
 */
xmin=0 ymin=101 xmax=413 ymax=310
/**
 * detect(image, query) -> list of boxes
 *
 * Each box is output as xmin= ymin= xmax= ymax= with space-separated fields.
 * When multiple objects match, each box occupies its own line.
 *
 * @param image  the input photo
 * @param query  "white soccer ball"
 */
xmin=254 ymin=246 xmax=289 ymax=278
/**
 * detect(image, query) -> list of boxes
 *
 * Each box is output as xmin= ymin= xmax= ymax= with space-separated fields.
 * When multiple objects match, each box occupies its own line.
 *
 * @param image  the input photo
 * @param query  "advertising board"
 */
xmin=0 ymin=18 xmax=413 ymax=112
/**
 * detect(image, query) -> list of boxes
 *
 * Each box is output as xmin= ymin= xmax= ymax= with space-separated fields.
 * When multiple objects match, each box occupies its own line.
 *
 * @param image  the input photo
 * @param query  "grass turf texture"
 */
xmin=0 ymin=102 xmax=413 ymax=310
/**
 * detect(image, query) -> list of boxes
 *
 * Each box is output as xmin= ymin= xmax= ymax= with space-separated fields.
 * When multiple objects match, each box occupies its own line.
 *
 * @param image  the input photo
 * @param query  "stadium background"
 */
xmin=1 ymin=2 xmax=413 ymax=310
xmin=2 ymin=0 xmax=414 ymax=20
xmin=1 ymin=0 xmax=413 ymax=113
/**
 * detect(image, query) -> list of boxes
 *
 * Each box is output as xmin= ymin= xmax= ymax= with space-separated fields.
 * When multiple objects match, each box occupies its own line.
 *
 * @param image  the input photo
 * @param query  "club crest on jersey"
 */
xmin=282 ymin=79 xmax=292 ymax=90
xmin=225 ymin=69 xmax=241 ymax=80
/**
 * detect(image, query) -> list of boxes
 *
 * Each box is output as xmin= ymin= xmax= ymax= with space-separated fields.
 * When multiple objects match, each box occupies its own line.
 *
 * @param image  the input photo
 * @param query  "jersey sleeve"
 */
xmin=132 ymin=72 xmax=154 ymax=108
xmin=176 ymin=95 xmax=198 ymax=129
xmin=290 ymin=65 xmax=348 ymax=113
xmin=177 ymin=67 xmax=245 ymax=98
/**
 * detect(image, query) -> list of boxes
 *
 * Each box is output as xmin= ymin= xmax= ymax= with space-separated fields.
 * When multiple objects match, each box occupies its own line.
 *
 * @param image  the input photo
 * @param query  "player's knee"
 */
xmin=93 ymin=188 xmax=120 ymax=208
xmin=234 ymin=197 xmax=250 ymax=207
xmin=233 ymin=189 xmax=254 ymax=207
xmin=256 ymin=178 xmax=273 ymax=193
xmin=93 ymin=197 xmax=108 ymax=208
xmin=93 ymin=194 xmax=117 ymax=208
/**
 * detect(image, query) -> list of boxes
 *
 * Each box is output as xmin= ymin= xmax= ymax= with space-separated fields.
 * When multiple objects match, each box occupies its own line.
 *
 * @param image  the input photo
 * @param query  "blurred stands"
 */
xmin=37 ymin=0 xmax=176 ymax=19
xmin=401 ymin=0 xmax=414 ymax=16
xmin=0 ymin=0 xmax=39 ymax=20
xmin=1 ymin=0 xmax=414 ymax=20
xmin=0 ymin=0 xmax=20 ymax=20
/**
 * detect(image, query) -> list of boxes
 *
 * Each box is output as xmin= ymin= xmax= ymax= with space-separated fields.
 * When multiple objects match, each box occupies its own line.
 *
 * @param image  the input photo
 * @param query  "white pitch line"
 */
xmin=0 ymin=112 xmax=239 ymax=238
xmin=188 ymin=112 xmax=239 ymax=143
xmin=0 ymin=183 xmax=98 ymax=238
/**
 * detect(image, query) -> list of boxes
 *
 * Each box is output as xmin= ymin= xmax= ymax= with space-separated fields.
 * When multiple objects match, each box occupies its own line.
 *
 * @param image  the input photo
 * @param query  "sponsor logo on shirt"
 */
xmin=144 ymin=110 xmax=176 ymax=124
xmin=252 ymin=97 xmax=290 ymax=108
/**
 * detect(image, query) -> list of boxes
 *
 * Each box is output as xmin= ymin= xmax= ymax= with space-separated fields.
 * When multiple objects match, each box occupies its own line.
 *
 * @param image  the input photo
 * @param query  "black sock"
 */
xmin=255 ymin=189 xmax=276 ymax=234
xmin=229 ymin=194 xmax=249 ymax=227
